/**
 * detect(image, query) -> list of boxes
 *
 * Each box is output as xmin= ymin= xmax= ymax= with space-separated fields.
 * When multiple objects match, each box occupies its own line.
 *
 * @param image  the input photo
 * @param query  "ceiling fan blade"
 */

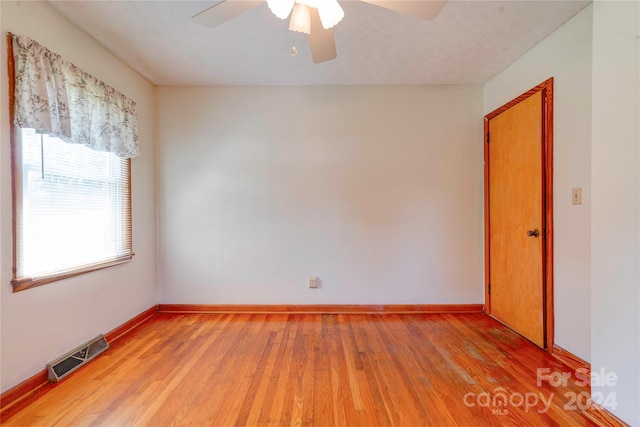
xmin=192 ymin=0 xmax=265 ymax=28
xmin=360 ymin=0 xmax=447 ymax=21
xmin=309 ymin=7 xmax=337 ymax=64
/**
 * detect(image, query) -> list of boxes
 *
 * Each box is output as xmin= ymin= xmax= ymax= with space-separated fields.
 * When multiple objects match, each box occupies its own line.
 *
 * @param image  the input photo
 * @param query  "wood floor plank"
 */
xmin=2 ymin=313 xmax=598 ymax=426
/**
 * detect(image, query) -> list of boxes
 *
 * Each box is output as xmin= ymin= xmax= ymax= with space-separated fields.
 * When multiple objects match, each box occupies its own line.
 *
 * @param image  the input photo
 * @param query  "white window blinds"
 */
xmin=14 ymin=128 xmax=132 ymax=284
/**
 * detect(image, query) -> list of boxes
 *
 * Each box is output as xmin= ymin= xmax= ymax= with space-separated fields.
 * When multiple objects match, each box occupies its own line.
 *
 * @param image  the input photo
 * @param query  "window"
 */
xmin=8 ymin=33 xmax=139 ymax=292
xmin=11 ymin=129 xmax=133 ymax=290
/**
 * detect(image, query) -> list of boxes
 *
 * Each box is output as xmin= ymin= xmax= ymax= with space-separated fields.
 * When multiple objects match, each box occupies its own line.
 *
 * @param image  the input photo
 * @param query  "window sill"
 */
xmin=11 ymin=254 xmax=134 ymax=293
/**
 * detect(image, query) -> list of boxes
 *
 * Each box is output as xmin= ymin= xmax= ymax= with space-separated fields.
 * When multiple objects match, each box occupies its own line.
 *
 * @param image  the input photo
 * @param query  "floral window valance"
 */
xmin=11 ymin=34 xmax=139 ymax=158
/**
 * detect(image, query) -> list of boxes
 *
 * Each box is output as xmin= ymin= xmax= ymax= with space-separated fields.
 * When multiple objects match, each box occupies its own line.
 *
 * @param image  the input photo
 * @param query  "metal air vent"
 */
xmin=46 ymin=335 xmax=109 ymax=382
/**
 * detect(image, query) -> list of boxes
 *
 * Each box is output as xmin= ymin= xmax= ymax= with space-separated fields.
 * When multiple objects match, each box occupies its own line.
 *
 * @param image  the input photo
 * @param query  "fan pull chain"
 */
xmin=290 ymin=32 xmax=298 ymax=57
xmin=40 ymin=133 xmax=45 ymax=180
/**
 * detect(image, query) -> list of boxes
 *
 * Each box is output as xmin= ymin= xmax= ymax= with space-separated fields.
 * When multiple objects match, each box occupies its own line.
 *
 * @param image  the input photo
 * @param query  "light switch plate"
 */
xmin=572 ymin=188 xmax=582 ymax=205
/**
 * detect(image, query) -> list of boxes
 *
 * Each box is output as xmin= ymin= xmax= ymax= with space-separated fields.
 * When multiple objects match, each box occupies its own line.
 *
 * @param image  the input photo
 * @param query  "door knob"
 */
xmin=527 ymin=229 xmax=540 ymax=237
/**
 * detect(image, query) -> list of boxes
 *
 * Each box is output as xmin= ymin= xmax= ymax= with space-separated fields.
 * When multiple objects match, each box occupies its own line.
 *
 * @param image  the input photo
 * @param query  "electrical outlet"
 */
xmin=572 ymin=188 xmax=582 ymax=205
xmin=309 ymin=277 xmax=318 ymax=289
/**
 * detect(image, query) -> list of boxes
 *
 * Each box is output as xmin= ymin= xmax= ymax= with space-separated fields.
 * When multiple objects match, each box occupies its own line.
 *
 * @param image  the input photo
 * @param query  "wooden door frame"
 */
xmin=484 ymin=78 xmax=554 ymax=351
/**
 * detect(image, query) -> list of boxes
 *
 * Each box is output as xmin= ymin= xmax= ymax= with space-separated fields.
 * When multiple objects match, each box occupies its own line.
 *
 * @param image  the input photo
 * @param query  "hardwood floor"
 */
xmin=3 ymin=313 xmax=597 ymax=426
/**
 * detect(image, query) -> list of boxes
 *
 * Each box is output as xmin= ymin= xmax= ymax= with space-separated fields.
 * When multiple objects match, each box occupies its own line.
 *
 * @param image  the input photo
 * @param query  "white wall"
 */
xmin=483 ymin=6 xmax=593 ymax=362
xmin=157 ymin=86 xmax=484 ymax=304
xmin=0 ymin=1 xmax=157 ymax=392
xmin=591 ymin=1 xmax=640 ymax=425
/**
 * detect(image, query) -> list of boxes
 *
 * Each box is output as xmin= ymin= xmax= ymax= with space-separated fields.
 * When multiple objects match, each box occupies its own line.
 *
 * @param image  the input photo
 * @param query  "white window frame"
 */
xmin=10 ymin=128 xmax=134 ymax=292
xmin=7 ymin=36 xmax=134 ymax=292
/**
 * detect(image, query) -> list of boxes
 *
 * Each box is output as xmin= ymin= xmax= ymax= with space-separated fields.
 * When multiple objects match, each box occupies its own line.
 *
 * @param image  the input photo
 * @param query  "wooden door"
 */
xmin=485 ymin=80 xmax=553 ymax=349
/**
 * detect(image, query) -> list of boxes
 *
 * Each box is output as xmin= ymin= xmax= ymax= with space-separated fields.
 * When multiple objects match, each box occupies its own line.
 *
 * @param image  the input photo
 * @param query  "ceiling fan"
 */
xmin=192 ymin=0 xmax=447 ymax=64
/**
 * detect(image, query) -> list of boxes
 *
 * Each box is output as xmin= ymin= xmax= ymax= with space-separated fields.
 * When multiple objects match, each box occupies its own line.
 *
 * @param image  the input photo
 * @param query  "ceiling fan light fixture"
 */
xmin=267 ymin=0 xmax=295 ymax=19
xmin=288 ymin=3 xmax=311 ymax=34
xmin=317 ymin=0 xmax=344 ymax=29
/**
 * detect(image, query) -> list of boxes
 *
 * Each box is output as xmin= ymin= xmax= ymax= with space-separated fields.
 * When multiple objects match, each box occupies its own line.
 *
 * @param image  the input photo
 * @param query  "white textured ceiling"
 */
xmin=49 ymin=0 xmax=590 ymax=86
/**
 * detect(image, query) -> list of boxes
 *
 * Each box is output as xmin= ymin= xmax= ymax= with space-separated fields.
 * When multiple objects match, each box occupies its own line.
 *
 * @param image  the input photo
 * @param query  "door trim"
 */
xmin=484 ymin=78 xmax=554 ymax=350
